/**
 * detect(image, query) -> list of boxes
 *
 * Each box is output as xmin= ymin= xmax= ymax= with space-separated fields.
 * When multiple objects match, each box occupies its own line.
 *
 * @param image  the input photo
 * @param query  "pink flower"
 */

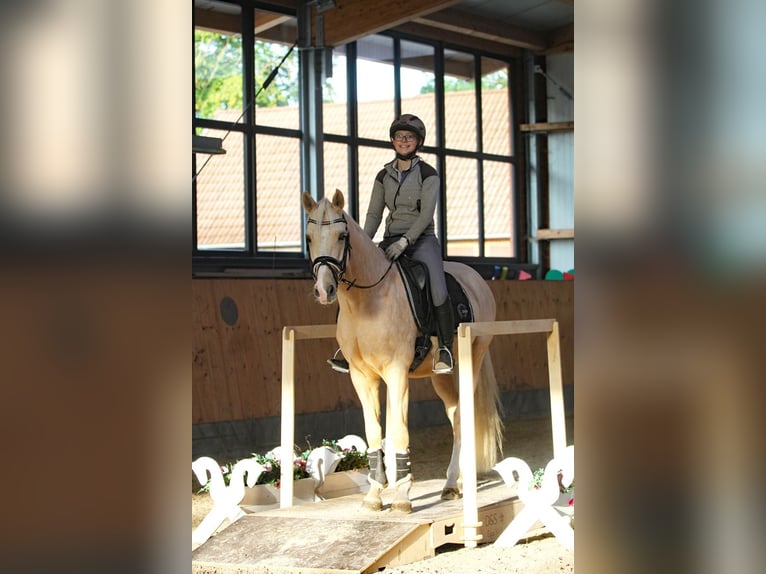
xmin=568 ymin=497 xmax=574 ymax=506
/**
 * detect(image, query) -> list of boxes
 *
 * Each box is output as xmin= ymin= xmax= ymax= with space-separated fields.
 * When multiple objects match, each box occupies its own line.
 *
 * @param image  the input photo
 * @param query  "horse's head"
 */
xmin=302 ymin=189 xmax=349 ymax=304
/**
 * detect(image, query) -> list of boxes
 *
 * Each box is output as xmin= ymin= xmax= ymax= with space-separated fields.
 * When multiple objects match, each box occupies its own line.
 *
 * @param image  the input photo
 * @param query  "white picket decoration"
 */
xmin=192 ymin=457 xmax=264 ymax=545
xmin=493 ymin=445 xmax=574 ymax=550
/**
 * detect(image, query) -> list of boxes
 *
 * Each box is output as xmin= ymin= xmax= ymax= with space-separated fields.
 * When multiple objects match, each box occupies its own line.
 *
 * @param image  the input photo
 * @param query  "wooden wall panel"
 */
xmin=489 ymin=280 xmax=574 ymax=391
xmin=192 ymin=279 xmax=573 ymax=424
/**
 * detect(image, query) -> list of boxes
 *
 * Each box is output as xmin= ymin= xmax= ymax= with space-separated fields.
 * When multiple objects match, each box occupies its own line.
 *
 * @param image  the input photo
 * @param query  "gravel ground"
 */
xmin=382 ymin=536 xmax=573 ymax=574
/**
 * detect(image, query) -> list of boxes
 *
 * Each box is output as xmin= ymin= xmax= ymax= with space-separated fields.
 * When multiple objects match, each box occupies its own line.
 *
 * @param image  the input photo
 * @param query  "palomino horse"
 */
xmin=302 ymin=190 xmax=502 ymax=513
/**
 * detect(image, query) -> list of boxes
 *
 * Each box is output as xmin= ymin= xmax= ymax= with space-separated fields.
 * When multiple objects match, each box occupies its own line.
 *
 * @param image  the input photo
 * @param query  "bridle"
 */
xmin=306 ymin=212 xmax=394 ymax=290
xmin=307 ymin=214 xmax=350 ymax=285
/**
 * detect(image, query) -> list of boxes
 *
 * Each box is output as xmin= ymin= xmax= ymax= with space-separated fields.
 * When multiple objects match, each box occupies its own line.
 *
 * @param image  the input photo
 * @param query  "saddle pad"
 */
xmin=447 ymin=272 xmax=474 ymax=328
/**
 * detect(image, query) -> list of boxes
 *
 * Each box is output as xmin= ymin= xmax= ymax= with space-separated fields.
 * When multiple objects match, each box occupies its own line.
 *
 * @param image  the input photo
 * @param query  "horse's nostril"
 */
xmin=327 ymin=284 xmax=336 ymax=297
xmin=313 ymin=287 xmax=320 ymax=298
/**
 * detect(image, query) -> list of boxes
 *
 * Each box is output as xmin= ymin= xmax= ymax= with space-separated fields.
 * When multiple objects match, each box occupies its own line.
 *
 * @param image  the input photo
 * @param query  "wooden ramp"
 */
xmin=192 ymin=478 xmax=523 ymax=574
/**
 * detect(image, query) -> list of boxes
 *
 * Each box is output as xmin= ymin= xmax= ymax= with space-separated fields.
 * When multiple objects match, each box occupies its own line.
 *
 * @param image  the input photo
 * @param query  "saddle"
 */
xmin=395 ymin=255 xmax=474 ymax=371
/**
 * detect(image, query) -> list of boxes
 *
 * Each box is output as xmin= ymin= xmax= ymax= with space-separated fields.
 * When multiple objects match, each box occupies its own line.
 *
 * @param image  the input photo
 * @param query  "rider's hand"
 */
xmin=385 ymin=237 xmax=409 ymax=260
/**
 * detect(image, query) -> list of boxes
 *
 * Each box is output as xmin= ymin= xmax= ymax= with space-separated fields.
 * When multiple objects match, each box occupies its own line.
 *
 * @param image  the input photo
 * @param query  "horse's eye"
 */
xmin=306 ymin=236 xmax=312 ymax=244
xmin=338 ymin=233 xmax=347 ymax=242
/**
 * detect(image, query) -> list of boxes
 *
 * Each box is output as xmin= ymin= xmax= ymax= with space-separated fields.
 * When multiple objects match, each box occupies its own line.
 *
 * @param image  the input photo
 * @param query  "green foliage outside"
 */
xmin=419 ymin=70 xmax=508 ymax=94
xmin=195 ymin=30 xmax=507 ymax=117
xmin=195 ymin=30 xmax=299 ymax=118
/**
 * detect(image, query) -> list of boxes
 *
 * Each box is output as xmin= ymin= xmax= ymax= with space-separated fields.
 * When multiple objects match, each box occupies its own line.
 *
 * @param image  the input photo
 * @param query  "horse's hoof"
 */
xmin=391 ymin=500 xmax=413 ymax=513
xmin=362 ymin=498 xmax=383 ymax=511
xmin=441 ymin=487 xmax=462 ymax=500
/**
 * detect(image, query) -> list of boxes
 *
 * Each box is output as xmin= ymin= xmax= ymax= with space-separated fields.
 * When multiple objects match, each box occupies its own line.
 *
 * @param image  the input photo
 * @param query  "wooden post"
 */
xmin=546 ymin=321 xmax=566 ymax=460
xmin=279 ymin=324 xmax=337 ymax=509
xmin=457 ymin=324 xmax=482 ymax=548
xmin=280 ymin=327 xmax=296 ymax=508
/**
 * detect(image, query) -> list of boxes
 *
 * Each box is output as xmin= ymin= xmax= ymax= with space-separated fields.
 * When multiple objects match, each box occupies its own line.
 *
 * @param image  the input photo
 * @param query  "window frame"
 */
xmin=192 ymin=3 xmax=530 ymax=277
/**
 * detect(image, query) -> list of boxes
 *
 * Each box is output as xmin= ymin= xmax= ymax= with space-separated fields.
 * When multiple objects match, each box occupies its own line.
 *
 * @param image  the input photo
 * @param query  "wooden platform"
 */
xmin=192 ymin=478 xmax=524 ymax=574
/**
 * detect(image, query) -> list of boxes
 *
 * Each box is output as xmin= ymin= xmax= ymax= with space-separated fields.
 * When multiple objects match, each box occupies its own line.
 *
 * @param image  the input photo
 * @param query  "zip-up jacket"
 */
xmin=362 ymin=156 xmax=440 ymax=245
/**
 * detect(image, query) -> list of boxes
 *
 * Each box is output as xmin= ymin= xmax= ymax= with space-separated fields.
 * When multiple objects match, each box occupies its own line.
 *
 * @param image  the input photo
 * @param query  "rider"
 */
xmin=328 ymin=114 xmax=455 ymax=374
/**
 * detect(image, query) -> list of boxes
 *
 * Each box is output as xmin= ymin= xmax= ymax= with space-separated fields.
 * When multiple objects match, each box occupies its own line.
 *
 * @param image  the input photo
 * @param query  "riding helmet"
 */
xmin=389 ymin=114 xmax=426 ymax=147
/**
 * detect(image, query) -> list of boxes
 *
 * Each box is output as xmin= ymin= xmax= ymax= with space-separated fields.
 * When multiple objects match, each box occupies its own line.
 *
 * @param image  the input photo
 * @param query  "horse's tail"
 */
xmin=474 ymin=350 xmax=504 ymax=473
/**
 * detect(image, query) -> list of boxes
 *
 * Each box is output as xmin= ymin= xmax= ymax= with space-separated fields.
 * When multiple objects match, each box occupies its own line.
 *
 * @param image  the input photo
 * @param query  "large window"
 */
xmin=321 ymin=34 xmax=518 ymax=261
xmin=193 ymin=3 xmax=520 ymax=273
xmin=193 ymin=1 xmax=302 ymax=263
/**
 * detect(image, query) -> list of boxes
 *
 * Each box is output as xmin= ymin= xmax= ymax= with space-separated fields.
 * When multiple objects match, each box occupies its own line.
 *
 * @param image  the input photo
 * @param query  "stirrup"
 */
xmin=432 ymin=347 xmax=454 ymax=374
xmin=327 ymin=348 xmax=349 ymax=374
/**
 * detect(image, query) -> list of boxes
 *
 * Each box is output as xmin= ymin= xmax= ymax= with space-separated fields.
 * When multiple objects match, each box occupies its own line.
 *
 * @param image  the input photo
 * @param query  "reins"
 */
xmin=307 ymin=213 xmax=395 ymax=290
xmin=340 ymin=259 xmax=394 ymax=290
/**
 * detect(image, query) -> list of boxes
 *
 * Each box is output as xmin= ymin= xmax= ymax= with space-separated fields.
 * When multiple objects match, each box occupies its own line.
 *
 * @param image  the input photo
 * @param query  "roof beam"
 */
xmin=393 ymin=22 xmax=521 ymax=59
xmin=194 ymin=8 xmax=239 ymax=35
xmin=414 ymin=8 xmax=547 ymax=52
xmin=254 ymin=11 xmax=292 ymax=35
xmin=319 ymin=0 xmax=462 ymax=46
xmin=385 ymin=53 xmax=505 ymax=79
xmin=544 ymin=23 xmax=574 ymax=54
xmin=195 ymin=8 xmax=292 ymax=38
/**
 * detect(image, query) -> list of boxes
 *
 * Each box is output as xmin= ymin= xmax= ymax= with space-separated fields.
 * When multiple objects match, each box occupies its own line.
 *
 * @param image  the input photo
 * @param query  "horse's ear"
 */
xmin=301 ymin=191 xmax=316 ymax=214
xmin=331 ymin=189 xmax=345 ymax=211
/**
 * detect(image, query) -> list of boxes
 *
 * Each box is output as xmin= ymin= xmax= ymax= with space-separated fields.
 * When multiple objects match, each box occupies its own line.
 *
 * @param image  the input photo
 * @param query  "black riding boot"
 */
xmin=433 ymin=300 xmax=455 ymax=373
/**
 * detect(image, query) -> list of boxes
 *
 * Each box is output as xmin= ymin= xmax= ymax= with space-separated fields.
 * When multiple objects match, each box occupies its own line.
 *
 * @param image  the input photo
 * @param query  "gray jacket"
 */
xmin=362 ymin=157 xmax=440 ymax=245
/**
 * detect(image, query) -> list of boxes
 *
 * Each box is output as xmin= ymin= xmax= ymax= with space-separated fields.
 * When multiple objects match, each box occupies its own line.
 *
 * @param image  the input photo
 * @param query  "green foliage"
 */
xmin=420 ymin=76 xmax=474 ymax=94
xmin=530 ymin=467 xmax=574 ymax=493
xmin=253 ymin=41 xmax=299 ymax=108
xmin=251 ymin=449 xmax=310 ymax=486
xmin=195 ymin=30 xmax=243 ymax=118
xmin=481 ymin=70 xmax=508 ymax=90
xmin=196 ymin=448 xmax=311 ymax=493
xmin=195 ymin=30 xmax=298 ymax=118
xmin=419 ymin=71 xmax=507 ymax=95
xmin=320 ymin=439 xmax=369 ymax=472
xmin=197 ymin=440 xmax=369 ymax=494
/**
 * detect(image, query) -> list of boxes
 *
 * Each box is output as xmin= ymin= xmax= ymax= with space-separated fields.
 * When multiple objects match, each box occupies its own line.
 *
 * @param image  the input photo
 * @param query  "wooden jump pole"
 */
xmin=457 ymin=319 xmax=567 ymax=547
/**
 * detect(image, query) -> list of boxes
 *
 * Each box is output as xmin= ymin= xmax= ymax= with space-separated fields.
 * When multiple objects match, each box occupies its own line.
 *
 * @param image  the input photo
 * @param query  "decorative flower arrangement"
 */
xmin=531 ymin=468 xmax=574 ymax=510
xmin=319 ymin=439 xmax=368 ymax=472
xmin=250 ymin=447 xmax=311 ymax=487
xmin=531 ymin=468 xmax=573 ymax=491
xmin=197 ymin=439 xmax=368 ymax=494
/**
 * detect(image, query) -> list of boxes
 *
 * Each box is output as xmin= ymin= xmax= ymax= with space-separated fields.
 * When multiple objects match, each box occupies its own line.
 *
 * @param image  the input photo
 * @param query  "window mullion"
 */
xmin=242 ymin=7 xmax=256 ymax=256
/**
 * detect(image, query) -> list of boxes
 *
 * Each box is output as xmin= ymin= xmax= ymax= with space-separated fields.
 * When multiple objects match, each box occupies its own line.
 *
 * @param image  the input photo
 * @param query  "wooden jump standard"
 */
xmin=457 ymin=319 xmax=567 ymax=548
xmin=279 ymin=319 xmax=567 ymax=549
